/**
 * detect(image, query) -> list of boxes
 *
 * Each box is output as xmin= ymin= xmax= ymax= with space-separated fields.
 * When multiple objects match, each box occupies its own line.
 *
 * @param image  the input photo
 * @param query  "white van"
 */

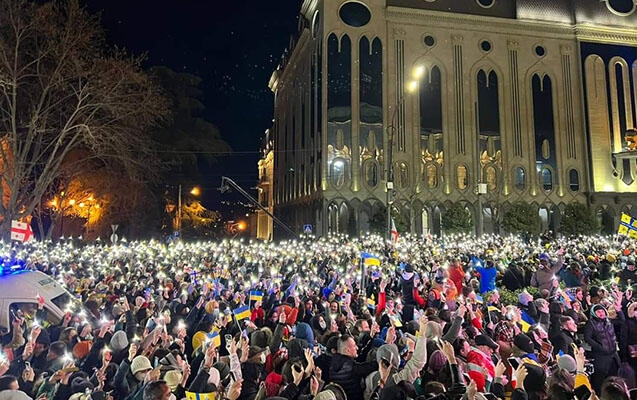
xmin=0 ymin=270 xmax=78 ymax=333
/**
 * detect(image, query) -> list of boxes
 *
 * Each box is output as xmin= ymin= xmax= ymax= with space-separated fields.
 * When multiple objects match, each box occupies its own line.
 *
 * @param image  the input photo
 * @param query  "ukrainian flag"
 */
xmin=206 ymin=329 xmax=221 ymax=348
xmin=233 ymin=305 xmax=251 ymax=321
xmin=361 ymin=252 xmax=381 ymax=266
xmin=366 ymin=296 xmax=376 ymax=309
xmin=250 ymin=290 xmax=263 ymax=302
xmin=618 ymin=213 xmax=637 ymax=238
xmin=185 ymin=392 xmax=216 ymax=400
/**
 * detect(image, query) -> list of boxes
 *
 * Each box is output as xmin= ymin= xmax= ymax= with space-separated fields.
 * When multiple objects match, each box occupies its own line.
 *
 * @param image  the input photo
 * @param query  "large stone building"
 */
xmin=257 ymin=0 xmax=637 ymax=239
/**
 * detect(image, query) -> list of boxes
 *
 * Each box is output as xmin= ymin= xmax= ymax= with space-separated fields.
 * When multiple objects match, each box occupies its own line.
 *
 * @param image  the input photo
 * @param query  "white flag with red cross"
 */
xmin=11 ymin=220 xmax=34 ymax=243
xmin=391 ymin=218 xmax=399 ymax=244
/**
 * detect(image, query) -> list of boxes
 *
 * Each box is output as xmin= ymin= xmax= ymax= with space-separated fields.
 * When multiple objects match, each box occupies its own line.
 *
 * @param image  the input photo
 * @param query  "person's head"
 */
xmin=386 ymin=298 xmax=395 ymax=313
xmin=48 ymin=341 xmax=67 ymax=361
xmin=488 ymin=291 xmax=500 ymax=304
xmin=304 ymin=299 xmax=313 ymax=311
xmin=131 ymin=356 xmax=153 ymax=382
xmin=354 ymin=319 xmax=370 ymax=334
xmin=143 ymin=380 xmax=172 ymax=400
xmin=337 ymin=334 xmax=357 ymax=358
xmin=504 ymin=305 xmax=519 ymax=322
xmin=592 ymin=304 xmax=607 ymax=320
xmin=475 ymin=334 xmax=498 ymax=356
xmin=560 ymin=316 xmax=577 ymax=333
xmin=0 ymin=375 xmax=19 ymax=391
xmin=547 ymin=368 xmax=575 ymax=400
xmin=575 ymin=288 xmax=584 ymax=301
xmin=600 ymin=376 xmax=630 ymax=400
xmin=329 ymin=301 xmax=339 ymax=314
xmin=453 ymin=337 xmax=470 ymax=358
xmin=423 ymin=321 xmax=442 ymax=340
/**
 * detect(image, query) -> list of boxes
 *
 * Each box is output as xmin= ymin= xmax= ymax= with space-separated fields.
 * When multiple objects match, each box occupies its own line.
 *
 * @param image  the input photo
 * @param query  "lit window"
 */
xmin=541 ymin=168 xmax=553 ymax=192
xmin=514 ymin=167 xmax=526 ymax=191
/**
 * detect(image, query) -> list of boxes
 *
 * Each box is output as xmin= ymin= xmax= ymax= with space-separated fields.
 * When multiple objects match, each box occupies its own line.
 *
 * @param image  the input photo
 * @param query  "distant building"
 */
xmin=256 ymin=129 xmax=274 ymax=240
xmin=259 ymin=0 xmax=637 ymax=239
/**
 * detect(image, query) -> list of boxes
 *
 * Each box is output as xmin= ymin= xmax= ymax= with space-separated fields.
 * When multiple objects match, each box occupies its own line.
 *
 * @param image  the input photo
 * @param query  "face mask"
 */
xmin=506 ymin=311 xmax=515 ymax=321
xmin=168 ymin=394 xmax=176 ymax=400
xmin=319 ymin=321 xmax=326 ymax=330
xmin=259 ymin=353 xmax=267 ymax=364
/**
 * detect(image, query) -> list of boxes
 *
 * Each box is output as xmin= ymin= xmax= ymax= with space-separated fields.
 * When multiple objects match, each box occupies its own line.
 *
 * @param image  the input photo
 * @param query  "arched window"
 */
xmin=514 ymin=167 xmax=526 ymax=191
xmin=569 ymin=169 xmax=580 ymax=192
xmin=332 ymin=158 xmax=347 ymax=188
xmin=397 ymin=162 xmax=409 ymax=189
xmin=364 ymin=161 xmax=378 ymax=187
xmin=541 ymin=168 xmax=553 ymax=192
xmin=457 ymin=165 xmax=468 ymax=190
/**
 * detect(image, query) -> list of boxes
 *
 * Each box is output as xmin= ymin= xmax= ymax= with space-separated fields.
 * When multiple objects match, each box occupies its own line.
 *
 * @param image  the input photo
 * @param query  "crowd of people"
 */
xmin=0 ymin=232 xmax=636 ymax=400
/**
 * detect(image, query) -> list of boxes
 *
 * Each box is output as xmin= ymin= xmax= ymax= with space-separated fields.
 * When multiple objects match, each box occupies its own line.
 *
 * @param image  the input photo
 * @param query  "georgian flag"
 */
xmin=11 ymin=220 xmax=34 ymax=243
xmin=391 ymin=218 xmax=399 ymax=244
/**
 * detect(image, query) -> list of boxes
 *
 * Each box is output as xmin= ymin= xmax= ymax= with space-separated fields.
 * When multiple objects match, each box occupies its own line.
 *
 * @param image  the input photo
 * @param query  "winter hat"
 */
xmin=376 ymin=344 xmax=400 ymax=369
xmin=294 ymin=323 xmax=315 ymax=347
xmin=0 ymin=390 xmax=33 ymax=400
xmin=130 ymin=355 xmax=153 ymax=375
xmin=428 ymin=350 xmax=448 ymax=373
xmin=556 ymin=355 xmax=577 ymax=374
xmin=71 ymin=376 xmax=94 ymax=393
xmin=110 ymin=330 xmax=129 ymax=352
xmin=590 ymin=303 xmax=607 ymax=318
xmin=250 ymin=329 xmax=271 ymax=349
xmin=35 ymin=329 xmax=51 ymax=346
xmin=163 ymin=370 xmax=182 ymax=390
xmin=513 ymin=333 xmax=535 ymax=354
xmin=192 ymin=331 xmax=207 ymax=352
xmin=72 ymin=341 xmax=92 ymax=360
xmin=475 ymin=334 xmax=498 ymax=350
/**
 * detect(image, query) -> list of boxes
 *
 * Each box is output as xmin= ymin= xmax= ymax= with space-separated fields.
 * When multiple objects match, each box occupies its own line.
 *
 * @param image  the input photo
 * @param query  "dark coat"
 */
xmin=329 ymin=353 xmax=377 ymax=400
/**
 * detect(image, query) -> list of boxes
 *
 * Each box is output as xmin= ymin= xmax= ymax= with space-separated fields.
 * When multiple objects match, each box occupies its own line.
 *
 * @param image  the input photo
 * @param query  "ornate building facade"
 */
xmin=259 ymin=0 xmax=637 ymax=239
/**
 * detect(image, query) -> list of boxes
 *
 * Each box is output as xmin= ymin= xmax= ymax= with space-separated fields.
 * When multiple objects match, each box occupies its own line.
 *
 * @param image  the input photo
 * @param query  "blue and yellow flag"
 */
xmin=366 ymin=295 xmax=376 ymax=309
xmin=618 ymin=213 xmax=637 ymax=239
xmin=249 ymin=290 xmax=263 ymax=302
xmin=206 ymin=328 xmax=221 ymax=348
xmin=185 ymin=391 xmax=216 ymax=400
xmin=233 ymin=305 xmax=251 ymax=321
xmin=361 ymin=252 xmax=381 ymax=266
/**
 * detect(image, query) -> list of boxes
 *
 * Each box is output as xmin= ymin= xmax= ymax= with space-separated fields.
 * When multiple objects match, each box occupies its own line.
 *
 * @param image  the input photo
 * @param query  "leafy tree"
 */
xmin=442 ymin=203 xmax=473 ymax=234
xmin=0 ymin=0 xmax=165 ymax=235
xmin=502 ymin=202 xmax=541 ymax=235
xmin=560 ymin=203 xmax=599 ymax=235
xmin=148 ymin=67 xmax=231 ymax=238
xmin=149 ymin=66 xmax=231 ymax=180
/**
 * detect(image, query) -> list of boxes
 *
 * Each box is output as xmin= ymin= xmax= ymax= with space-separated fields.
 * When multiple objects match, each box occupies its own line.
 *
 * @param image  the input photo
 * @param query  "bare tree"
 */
xmin=0 ymin=0 xmax=165 ymax=235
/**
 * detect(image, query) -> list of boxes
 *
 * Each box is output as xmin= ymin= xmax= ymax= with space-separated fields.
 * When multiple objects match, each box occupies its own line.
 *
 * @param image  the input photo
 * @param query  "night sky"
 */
xmin=84 ymin=0 xmax=299 ymax=208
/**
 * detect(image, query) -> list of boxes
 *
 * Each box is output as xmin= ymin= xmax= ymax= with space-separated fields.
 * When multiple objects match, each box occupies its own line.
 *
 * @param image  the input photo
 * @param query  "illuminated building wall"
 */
xmin=261 ymin=0 xmax=637 ymax=238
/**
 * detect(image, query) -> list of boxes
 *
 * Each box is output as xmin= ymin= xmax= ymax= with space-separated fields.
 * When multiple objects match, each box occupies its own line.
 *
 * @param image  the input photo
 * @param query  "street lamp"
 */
xmin=176 ymin=185 xmax=200 ymax=237
xmin=386 ymin=75 xmax=420 ymax=241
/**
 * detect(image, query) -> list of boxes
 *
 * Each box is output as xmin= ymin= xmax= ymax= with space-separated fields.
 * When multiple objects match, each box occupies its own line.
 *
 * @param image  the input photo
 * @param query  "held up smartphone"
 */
xmin=225 ymin=334 xmax=233 ymax=350
xmin=24 ymin=361 xmax=31 ymax=371
xmin=508 ymin=357 xmax=520 ymax=369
